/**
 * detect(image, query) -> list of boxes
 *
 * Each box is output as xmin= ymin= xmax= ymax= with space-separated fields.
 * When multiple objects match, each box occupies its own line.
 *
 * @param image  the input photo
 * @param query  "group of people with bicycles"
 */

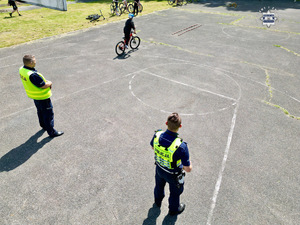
xmin=111 ymin=0 xmax=143 ymax=17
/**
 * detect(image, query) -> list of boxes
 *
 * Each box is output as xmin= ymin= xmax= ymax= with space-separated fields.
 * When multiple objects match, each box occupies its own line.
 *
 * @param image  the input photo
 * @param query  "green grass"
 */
xmin=0 ymin=1 xmax=171 ymax=48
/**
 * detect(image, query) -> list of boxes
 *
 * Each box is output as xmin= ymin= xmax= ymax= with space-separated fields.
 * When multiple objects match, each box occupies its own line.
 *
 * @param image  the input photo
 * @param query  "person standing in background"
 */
xmin=8 ymin=0 xmax=21 ymax=17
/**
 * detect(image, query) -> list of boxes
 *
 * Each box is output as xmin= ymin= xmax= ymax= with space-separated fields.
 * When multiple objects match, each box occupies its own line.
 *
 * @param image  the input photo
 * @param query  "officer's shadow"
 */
xmin=0 ymin=130 xmax=52 ymax=172
xmin=142 ymin=204 xmax=178 ymax=225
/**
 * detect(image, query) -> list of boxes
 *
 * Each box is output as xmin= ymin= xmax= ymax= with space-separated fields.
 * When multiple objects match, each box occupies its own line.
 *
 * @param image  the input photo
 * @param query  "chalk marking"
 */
xmin=128 ymin=61 xmax=241 ymax=116
xmin=206 ymin=102 xmax=239 ymax=225
xmin=0 ymin=68 xmax=141 ymax=121
xmin=142 ymin=70 xmax=237 ymax=101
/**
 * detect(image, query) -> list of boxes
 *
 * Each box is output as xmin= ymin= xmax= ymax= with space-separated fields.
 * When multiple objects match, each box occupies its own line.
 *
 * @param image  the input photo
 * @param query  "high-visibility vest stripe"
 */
xmin=153 ymin=131 xmax=182 ymax=169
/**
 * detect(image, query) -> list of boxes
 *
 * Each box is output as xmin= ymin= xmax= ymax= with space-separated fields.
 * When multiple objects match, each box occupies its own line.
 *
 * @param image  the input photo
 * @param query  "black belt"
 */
xmin=155 ymin=162 xmax=181 ymax=175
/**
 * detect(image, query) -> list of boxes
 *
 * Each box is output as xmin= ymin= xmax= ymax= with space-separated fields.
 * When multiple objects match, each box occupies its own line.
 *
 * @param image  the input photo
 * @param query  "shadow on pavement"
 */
xmin=162 ymin=214 xmax=178 ymax=225
xmin=142 ymin=203 xmax=161 ymax=225
xmin=192 ymin=0 xmax=300 ymax=12
xmin=0 ymin=129 xmax=52 ymax=172
xmin=113 ymin=48 xmax=140 ymax=60
xmin=142 ymin=203 xmax=179 ymax=225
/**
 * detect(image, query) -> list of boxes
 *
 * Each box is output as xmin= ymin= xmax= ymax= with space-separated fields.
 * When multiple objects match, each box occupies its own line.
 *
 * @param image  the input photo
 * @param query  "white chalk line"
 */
xmin=129 ymin=72 xmax=236 ymax=116
xmin=0 ymin=59 xmax=178 ymax=121
xmin=147 ymin=54 xmax=300 ymax=105
xmin=142 ymin=70 xmax=237 ymax=102
xmin=128 ymin=60 xmax=241 ymax=116
xmin=127 ymin=58 xmax=243 ymax=225
xmin=0 ymin=72 xmax=135 ymax=121
xmin=206 ymin=102 xmax=239 ymax=225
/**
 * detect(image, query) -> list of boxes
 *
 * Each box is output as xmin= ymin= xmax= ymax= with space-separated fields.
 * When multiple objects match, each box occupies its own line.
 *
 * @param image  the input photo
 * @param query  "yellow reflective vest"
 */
xmin=19 ymin=67 xmax=52 ymax=100
xmin=153 ymin=131 xmax=182 ymax=169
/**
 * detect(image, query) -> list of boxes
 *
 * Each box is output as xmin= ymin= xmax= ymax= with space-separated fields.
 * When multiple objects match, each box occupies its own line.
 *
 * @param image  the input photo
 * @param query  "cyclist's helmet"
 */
xmin=128 ymin=13 xmax=134 ymax=19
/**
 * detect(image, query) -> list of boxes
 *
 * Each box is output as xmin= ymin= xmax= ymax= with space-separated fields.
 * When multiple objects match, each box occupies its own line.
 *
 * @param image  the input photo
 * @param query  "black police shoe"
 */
xmin=169 ymin=203 xmax=185 ymax=216
xmin=50 ymin=131 xmax=64 ymax=138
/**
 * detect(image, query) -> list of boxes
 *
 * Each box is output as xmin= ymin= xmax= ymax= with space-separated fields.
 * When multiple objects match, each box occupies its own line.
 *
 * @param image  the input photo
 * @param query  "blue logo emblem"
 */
xmin=259 ymin=7 xmax=278 ymax=28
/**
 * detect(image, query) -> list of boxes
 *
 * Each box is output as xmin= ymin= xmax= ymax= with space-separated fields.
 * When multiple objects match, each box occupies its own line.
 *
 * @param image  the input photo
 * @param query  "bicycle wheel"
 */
xmin=168 ymin=0 xmax=174 ymax=5
xmin=138 ymin=4 xmax=143 ymax=12
xmin=119 ymin=3 xmax=124 ymax=13
xmin=128 ymin=3 xmax=134 ymax=13
xmin=110 ymin=4 xmax=115 ymax=14
xmin=130 ymin=36 xmax=140 ymax=49
xmin=115 ymin=41 xmax=125 ymax=56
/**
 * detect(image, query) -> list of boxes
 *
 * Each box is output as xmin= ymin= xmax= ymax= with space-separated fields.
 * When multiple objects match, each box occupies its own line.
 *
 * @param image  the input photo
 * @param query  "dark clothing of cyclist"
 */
xmin=123 ymin=18 xmax=135 ymax=46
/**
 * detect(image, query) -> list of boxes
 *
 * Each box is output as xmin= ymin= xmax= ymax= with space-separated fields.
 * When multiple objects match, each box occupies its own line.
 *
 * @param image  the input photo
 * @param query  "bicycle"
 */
xmin=86 ymin=10 xmax=105 ymax=22
xmin=110 ymin=0 xmax=122 ymax=16
xmin=119 ymin=0 xmax=134 ymax=14
xmin=137 ymin=2 xmax=143 ymax=13
xmin=115 ymin=32 xmax=141 ymax=56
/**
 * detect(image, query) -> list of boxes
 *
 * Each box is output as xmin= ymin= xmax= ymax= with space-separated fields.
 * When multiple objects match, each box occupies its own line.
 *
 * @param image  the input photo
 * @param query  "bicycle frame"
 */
xmin=115 ymin=32 xmax=140 ymax=55
xmin=124 ymin=32 xmax=134 ymax=45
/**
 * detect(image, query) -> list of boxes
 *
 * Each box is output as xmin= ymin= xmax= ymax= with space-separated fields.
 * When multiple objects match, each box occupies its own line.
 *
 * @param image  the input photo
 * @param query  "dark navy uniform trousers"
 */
xmin=34 ymin=98 xmax=56 ymax=136
xmin=154 ymin=165 xmax=184 ymax=212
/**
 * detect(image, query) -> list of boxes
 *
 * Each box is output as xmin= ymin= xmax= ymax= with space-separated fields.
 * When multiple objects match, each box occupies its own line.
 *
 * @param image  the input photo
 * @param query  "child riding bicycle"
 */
xmin=123 ymin=13 xmax=136 ymax=48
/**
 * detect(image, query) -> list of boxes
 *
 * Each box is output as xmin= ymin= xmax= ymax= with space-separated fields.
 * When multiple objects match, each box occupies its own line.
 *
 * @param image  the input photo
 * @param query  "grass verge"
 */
xmin=0 ymin=0 xmax=171 ymax=48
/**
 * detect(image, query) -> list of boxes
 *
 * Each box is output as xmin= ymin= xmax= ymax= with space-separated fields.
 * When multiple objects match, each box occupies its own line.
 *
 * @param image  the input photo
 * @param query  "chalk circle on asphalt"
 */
xmin=129 ymin=62 xmax=241 ymax=116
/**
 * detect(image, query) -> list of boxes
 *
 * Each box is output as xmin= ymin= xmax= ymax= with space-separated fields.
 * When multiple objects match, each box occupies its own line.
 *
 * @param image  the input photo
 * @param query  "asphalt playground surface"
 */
xmin=0 ymin=1 xmax=300 ymax=224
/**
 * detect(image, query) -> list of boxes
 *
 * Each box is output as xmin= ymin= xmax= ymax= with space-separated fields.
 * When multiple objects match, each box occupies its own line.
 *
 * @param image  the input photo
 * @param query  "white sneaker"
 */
xmin=125 ymin=45 xmax=128 ymax=49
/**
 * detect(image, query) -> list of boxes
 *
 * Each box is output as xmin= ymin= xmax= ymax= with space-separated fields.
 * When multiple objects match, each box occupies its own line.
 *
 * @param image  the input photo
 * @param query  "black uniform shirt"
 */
xmin=124 ymin=18 xmax=135 ymax=34
xmin=23 ymin=66 xmax=45 ymax=88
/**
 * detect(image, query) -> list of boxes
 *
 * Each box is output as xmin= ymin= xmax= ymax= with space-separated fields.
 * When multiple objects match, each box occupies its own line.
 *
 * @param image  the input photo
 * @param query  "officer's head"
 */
xmin=23 ymin=55 xmax=36 ymax=68
xmin=166 ymin=112 xmax=182 ymax=132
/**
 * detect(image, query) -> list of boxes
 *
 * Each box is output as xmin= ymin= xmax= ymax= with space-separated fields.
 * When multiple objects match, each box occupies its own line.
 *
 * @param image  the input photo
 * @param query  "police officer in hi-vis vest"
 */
xmin=150 ymin=112 xmax=192 ymax=216
xmin=19 ymin=55 xmax=64 ymax=137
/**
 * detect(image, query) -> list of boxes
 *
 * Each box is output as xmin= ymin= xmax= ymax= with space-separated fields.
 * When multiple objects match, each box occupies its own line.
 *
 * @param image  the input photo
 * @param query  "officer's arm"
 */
xmin=41 ymin=80 xmax=52 ymax=89
xmin=181 ymin=142 xmax=192 ymax=172
xmin=183 ymin=162 xmax=192 ymax=172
